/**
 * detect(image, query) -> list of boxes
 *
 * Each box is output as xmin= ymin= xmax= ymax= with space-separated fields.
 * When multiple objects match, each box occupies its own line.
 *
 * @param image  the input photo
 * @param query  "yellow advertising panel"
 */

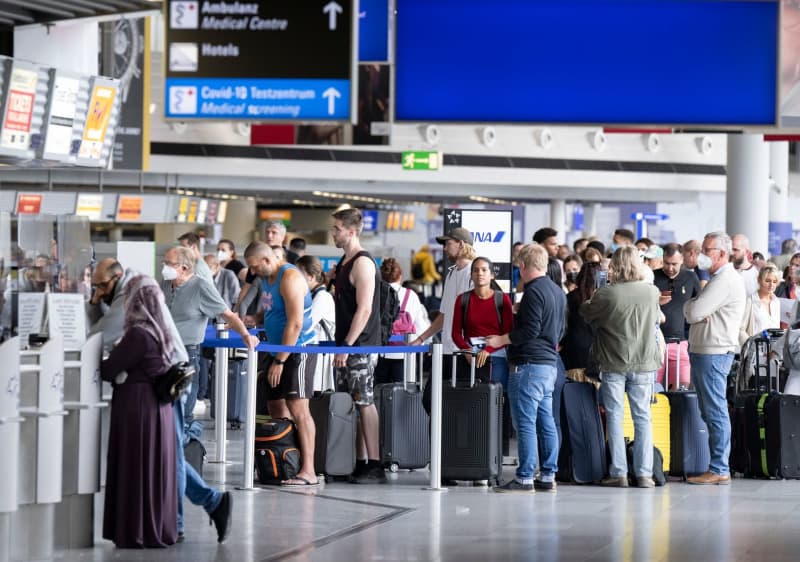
xmin=79 ymin=85 xmax=116 ymax=160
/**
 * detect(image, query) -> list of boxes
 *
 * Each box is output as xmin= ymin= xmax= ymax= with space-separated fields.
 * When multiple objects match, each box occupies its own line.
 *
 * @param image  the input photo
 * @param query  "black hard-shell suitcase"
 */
xmin=558 ymin=381 xmax=606 ymax=483
xmin=209 ymin=358 xmax=247 ymax=428
xmin=441 ymin=352 xmax=503 ymax=483
xmin=662 ymin=338 xmax=711 ymax=479
xmin=309 ymin=391 xmax=357 ymax=477
xmin=765 ymin=394 xmax=800 ymax=479
xmin=377 ymin=354 xmax=430 ymax=471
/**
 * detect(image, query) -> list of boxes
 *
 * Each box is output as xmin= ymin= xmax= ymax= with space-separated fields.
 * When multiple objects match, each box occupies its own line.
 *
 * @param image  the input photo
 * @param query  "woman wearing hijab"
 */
xmin=101 ymin=274 xmax=179 ymax=548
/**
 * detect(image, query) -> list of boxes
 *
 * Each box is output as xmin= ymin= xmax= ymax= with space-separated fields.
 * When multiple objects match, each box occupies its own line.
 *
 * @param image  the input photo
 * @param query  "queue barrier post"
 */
xmin=211 ymin=324 xmax=229 ymax=463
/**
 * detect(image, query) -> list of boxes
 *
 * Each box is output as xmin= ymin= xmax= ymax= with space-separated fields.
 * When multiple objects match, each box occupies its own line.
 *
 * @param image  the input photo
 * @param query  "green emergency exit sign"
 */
xmin=402 ymin=151 xmax=442 ymax=170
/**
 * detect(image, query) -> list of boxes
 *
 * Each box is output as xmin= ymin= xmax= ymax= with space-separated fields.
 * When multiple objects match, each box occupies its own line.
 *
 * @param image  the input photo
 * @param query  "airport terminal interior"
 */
xmin=3 ymin=1 xmax=800 ymax=561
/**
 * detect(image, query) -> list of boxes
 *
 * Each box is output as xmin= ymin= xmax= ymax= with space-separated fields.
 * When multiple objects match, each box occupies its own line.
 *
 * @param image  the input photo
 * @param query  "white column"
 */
xmin=726 ymin=134 xmax=770 ymax=254
xmin=769 ymin=141 xmax=790 ymax=223
xmin=550 ymin=199 xmax=567 ymax=241
xmin=583 ymin=203 xmax=600 ymax=237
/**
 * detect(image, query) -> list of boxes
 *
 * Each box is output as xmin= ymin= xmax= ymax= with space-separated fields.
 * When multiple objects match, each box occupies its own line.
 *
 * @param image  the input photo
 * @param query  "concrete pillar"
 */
xmin=768 ymin=141 xmax=792 ymax=257
xmin=583 ymin=203 xmax=600 ymax=238
xmin=726 ymin=134 xmax=770 ymax=254
xmin=769 ymin=141 xmax=790 ymax=222
xmin=550 ymin=199 xmax=566 ymax=242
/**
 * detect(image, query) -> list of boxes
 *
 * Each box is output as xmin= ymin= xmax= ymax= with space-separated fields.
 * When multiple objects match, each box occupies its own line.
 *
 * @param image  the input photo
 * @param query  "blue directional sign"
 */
xmin=631 ymin=213 xmax=669 ymax=222
xmin=164 ymin=0 xmax=356 ymax=121
xmin=362 ymin=209 xmax=378 ymax=232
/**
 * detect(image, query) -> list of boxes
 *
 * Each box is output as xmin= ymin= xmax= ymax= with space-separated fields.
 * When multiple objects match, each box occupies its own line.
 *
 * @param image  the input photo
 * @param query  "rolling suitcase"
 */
xmin=622 ymin=378 xmax=671 ymax=471
xmin=663 ymin=338 xmax=711 ymax=479
xmin=309 ymin=391 xmax=357 ymax=477
xmin=558 ymin=381 xmax=606 ymax=483
xmin=376 ymin=353 xmax=430 ymax=472
xmin=441 ymin=352 xmax=503 ymax=483
xmin=765 ymin=394 xmax=800 ymax=479
xmin=209 ymin=358 xmax=247 ymax=428
xmin=743 ymin=337 xmax=781 ymax=478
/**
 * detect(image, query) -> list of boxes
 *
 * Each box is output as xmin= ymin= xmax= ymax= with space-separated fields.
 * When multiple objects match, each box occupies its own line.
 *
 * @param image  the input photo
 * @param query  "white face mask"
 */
xmin=161 ymin=264 xmax=178 ymax=281
xmin=217 ymin=250 xmax=231 ymax=262
xmin=697 ymin=253 xmax=712 ymax=271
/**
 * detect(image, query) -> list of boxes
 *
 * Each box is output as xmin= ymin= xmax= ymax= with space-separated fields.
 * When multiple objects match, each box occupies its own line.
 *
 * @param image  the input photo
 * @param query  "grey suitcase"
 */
xmin=377 ymin=353 xmax=430 ymax=472
xmin=309 ymin=391 xmax=357 ymax=477
xmin=209 ymin=358 xmax=247 ymax=428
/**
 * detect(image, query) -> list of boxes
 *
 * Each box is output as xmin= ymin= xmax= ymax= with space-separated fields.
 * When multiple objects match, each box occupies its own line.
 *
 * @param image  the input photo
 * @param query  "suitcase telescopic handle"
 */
xmin=664 ymin=336 xmax=682 ymax=393
xmin=452 ymin=350 xmax=476 ymax=389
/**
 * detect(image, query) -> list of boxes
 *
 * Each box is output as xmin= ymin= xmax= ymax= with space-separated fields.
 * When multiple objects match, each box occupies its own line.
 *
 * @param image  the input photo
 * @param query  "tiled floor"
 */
xmin=51 ymin=409 xmax=800 ymax=562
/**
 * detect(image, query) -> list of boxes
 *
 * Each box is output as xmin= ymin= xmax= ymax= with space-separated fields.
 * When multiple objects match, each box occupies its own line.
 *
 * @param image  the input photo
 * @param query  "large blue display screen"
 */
xmin=395 ymin=0 xmax=778 ymax=125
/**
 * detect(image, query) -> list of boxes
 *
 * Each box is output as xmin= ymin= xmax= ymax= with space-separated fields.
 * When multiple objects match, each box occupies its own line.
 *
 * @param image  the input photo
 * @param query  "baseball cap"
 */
xmin=436 ymin=227 xmax=474 ymax=246
xmin=644 ymin=245 xmax=664 ymax=259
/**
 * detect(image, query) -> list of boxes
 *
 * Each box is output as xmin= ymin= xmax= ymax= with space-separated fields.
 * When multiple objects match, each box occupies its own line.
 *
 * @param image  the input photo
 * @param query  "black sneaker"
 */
xmin=350 ymin=464 xmax=387 ymax=484
xmin=533 ymin=480 xmax=557 ymax=493
xmin=493 ymin=479 xmax=534 ymax=494
xmin=209 ymin=491 xmax=233 ymax=543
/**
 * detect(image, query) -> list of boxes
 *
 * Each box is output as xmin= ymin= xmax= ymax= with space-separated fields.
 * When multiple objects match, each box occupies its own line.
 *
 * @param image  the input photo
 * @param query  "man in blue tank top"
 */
xmin=244 ymin=242 xmax=319 ymax=487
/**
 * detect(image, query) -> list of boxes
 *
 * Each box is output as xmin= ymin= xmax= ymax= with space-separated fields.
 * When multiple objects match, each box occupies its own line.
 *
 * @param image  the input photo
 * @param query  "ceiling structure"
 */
xmin=0 ymin=0 xmax=158 ymax=28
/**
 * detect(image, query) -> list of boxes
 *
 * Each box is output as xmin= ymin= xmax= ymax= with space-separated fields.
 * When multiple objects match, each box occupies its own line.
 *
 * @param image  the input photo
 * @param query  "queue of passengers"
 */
xmin=88 ymin=210 xmax=799 ymax=546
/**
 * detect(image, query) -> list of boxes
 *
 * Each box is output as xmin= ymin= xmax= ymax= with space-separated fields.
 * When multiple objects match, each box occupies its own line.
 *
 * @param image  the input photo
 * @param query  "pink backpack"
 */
xmin=391 ymin=288 xmax=416 ymax=343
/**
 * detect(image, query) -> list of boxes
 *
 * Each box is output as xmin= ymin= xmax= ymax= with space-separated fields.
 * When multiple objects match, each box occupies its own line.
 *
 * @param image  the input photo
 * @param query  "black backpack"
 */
xmin=378 ymin=278 xmax=400 ymax=345
xmin=254 ymin=418 xmax=301 ymax=485
xmin=411 ymin=261 xmax=425 ymax=280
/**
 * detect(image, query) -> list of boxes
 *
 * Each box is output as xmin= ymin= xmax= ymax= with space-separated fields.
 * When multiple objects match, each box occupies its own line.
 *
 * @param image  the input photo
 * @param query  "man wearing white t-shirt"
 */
xmin=412 ymin=227 xmax=476 ymax=414
xmin=732 ymin=233 xmax=759 ymax=296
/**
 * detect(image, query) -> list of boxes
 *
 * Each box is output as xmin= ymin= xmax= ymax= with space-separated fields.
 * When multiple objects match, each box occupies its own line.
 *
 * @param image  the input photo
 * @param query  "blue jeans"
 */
xmin=489 ymin=355 xmax=509 ymax=388
xmin=174 ymin=399 xmax=221 ymax=533
xmin=690 ymin=352 xmax=734 ymax=476
xmin=508 ymin=363 xmax=558 ymax=484
xmin=183 ymin=346 xmax=201 ymax=427
xmin=601 ymin=372 xmax=654 ymax=478
xmin=197 ymin=356 xmax=211 ymax=400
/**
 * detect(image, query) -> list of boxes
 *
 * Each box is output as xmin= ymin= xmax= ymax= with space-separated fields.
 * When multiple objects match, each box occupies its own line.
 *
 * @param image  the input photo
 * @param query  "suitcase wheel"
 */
xmin=389 ymin=463 xmax=399 ymax=473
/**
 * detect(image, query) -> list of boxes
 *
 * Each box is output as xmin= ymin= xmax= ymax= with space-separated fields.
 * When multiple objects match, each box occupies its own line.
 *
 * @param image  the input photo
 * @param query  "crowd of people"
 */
xmin=85 ymin=206 xmax=800 ymax=546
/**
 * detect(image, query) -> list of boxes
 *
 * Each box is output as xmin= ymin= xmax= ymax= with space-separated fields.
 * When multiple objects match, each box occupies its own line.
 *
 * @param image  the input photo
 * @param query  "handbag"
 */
xmin=154 ymin=361 xmax=196 ymax=403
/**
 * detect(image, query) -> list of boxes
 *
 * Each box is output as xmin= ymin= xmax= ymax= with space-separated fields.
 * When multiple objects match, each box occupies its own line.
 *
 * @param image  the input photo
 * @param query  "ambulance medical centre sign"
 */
xmin=164 ymin=0 xmax=356 ymax=121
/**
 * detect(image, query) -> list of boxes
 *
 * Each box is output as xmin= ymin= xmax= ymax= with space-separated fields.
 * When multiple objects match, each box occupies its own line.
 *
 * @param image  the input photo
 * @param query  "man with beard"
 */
xmin=731 ymin=233 xmax=759 ymax=296
xmin=88 ymin=258 xmax=186 ymax=358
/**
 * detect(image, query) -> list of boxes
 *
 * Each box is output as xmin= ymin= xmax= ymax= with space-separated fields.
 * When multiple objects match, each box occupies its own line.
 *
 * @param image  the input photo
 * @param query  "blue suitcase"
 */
xmin=559 ymin=381 xmax=607 ymax=483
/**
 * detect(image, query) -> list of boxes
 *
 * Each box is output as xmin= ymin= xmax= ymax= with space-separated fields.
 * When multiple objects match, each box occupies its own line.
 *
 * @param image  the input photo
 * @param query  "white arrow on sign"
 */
xmin=323 ymin=1 xmax=343 ymax=30
xmin=322 ymin=87 xmax=341 ymax=116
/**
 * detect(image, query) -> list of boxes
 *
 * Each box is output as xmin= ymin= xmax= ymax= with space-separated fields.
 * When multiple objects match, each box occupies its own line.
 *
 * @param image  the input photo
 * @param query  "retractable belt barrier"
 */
xmin=202 ymin=330 xmax=440 ymax=491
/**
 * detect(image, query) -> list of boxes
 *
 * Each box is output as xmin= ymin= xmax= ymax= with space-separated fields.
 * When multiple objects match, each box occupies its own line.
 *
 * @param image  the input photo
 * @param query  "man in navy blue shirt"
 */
xmin=487 ymin=243 xmax=566 ymax=493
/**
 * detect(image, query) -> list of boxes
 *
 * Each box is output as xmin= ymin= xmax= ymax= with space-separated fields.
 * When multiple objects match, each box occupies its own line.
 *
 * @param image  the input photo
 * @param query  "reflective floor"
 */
xmin=53 ymin=406 xmax=800 ymax=562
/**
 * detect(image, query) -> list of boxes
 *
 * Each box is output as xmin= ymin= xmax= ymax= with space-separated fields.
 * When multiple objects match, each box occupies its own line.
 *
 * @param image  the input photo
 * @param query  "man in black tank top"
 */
xmin=330 ymin=208 xmax=385 ymax=484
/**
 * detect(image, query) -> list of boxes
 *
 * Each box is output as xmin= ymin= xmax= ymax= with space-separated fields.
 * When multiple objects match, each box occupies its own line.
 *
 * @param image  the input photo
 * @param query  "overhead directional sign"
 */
xmin=164 ymin=0 xmax=356 ymax=121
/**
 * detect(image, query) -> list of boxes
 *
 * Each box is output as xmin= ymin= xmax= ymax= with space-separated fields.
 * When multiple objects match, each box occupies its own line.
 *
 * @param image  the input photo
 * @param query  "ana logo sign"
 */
xmin=473 ymin=231 xmax=506 ymax=243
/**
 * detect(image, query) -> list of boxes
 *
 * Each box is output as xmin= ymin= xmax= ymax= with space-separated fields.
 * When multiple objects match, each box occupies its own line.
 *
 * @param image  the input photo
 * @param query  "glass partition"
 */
xmin=56 ymin=216 xmax=93 ymax=299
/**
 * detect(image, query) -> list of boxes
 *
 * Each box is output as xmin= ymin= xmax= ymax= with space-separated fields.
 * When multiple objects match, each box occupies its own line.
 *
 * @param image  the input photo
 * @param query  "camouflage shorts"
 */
xmin=336 ymin=353 xmax=377 ymax=406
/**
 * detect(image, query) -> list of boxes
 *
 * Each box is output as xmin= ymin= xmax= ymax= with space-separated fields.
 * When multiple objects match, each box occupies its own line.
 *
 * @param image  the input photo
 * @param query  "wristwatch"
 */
xmin=274 ymin=357 xmax=286 ymax=365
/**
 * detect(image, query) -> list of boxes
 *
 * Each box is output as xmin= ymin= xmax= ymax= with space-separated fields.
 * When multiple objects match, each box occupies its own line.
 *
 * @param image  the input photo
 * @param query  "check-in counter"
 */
xmin=0 ymin=337 xmax=21 ymax=562
xmin=55 ymin=333 xmax=105 ymax=549
xmin=11 ymin=335 xmax=66 ymax=561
